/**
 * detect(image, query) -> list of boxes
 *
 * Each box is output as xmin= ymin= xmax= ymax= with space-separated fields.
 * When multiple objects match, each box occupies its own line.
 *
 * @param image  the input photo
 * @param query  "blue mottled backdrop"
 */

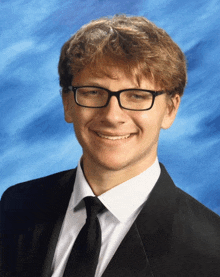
xmin=1 ymin=0 xmax=220 ymax=214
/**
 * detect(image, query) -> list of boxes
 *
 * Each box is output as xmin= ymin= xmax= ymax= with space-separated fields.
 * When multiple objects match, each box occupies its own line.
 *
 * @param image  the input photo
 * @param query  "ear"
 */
xmin=62 ymin=93 xmax=75 ymax=123
xmin=161 ymin=94 xmax=181 ymax=129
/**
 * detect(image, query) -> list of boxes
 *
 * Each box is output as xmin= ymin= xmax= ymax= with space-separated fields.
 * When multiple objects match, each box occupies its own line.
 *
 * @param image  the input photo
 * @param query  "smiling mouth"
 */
xmin=96 ymin=132 xmax=131 ymax=140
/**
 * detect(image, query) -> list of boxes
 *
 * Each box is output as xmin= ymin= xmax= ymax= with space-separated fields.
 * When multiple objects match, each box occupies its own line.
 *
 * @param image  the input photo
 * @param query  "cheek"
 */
xmin=72 ymin=108 xmax=96 ymax=136
xmin=133 ymin=111 xmax=165 ymax=136
xmin=132 ymin=112 xmax=152 ymax=130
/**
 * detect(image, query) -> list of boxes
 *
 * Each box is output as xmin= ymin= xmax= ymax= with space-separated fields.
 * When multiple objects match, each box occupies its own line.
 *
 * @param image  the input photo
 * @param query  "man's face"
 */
xmin=63 ymin=64 xmax=180 ymax=176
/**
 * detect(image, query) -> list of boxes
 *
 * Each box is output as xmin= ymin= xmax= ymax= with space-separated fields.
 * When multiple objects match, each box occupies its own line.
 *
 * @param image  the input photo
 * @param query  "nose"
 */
xmin=100 ymin=96 xmax=127 ymax=125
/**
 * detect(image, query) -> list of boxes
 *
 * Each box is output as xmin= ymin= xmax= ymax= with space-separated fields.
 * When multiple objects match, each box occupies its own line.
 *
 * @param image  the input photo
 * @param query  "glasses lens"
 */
xmin=120 ymin=90 xmax=153 ymax=110
xmin=76 ymin=87 xmax=108 ymax=107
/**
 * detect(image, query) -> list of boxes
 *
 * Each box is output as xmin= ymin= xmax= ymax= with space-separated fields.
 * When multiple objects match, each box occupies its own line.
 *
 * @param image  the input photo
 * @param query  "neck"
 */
xmin=81 ymin=154 xmax=157 ymax=196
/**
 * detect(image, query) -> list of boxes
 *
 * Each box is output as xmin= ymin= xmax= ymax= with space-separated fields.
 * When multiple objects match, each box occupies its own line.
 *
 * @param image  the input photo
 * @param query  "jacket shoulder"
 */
xmin=0 ymin=169 xmax=76 ymax=220
xmin=2 ymin=169 xmax=75 ymax=198
xmin=175 ymin=187 xmax=220 ymax=237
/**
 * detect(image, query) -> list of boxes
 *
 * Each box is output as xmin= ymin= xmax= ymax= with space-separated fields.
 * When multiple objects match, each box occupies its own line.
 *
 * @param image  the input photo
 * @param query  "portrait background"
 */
xmin=1 ymin=0 xmax=220 ymax=215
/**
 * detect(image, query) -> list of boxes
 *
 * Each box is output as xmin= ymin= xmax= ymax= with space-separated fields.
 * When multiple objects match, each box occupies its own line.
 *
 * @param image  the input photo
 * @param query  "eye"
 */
xmin=87 ymin=90 xmax=99 ymax=95
xmin=125 ymin=91 xmax=152 ymax=101
xmin=77 ymin=88 xmax=105 ymax=97
xmin=131 ymin=93 xmax=146 ymax=100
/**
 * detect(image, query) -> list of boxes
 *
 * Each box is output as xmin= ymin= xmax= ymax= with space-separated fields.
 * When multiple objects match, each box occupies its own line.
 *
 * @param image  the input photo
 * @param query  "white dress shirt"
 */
xmin=52 ymin=158 xmax=161 ymax=277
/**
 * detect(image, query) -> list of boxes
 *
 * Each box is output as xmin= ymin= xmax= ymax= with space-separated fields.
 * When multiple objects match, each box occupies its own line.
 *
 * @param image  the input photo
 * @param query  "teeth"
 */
xmin=97 ymin=133 xmax=131 ymax=140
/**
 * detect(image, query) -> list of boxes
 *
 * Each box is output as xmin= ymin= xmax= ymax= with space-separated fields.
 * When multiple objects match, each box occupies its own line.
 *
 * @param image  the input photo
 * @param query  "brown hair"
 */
xmin=58 ymin=14 xmax=187 ymax=96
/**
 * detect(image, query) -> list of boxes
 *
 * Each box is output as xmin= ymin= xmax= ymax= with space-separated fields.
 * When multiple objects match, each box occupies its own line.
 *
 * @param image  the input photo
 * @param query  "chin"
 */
xmin=99 ymin=162 xmax=126 ymax=172
xmin=94 ymin=154 xmax=135 ymax=172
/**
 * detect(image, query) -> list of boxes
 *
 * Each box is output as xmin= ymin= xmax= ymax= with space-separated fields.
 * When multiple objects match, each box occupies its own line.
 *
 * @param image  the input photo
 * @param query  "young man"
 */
xmin=1 ymin=15 xmax=220 ymax=277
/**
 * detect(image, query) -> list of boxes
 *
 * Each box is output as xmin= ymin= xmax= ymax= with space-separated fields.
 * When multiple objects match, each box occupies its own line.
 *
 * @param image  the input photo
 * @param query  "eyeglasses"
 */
xmin=68 ymin=86 xmax=165 ymax=111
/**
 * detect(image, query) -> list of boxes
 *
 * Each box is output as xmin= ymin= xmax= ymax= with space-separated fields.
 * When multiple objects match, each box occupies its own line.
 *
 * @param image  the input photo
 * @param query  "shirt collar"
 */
xmin=70 ymin=159 xmax=95 ymax=211
xmin=99 ymin=158 xmax=160 ymax=222
xmin=70 ymin=157 xmax=161 ymax=223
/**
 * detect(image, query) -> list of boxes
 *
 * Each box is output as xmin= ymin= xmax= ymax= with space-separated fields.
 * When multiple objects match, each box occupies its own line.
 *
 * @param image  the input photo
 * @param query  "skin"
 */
xmin=62 ymin=64 xmax=180 ymax=196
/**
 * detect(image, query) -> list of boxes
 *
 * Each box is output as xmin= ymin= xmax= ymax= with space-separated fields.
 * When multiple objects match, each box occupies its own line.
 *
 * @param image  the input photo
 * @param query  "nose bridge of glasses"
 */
xmin=105 ymin=89 xmax=123 ymax=108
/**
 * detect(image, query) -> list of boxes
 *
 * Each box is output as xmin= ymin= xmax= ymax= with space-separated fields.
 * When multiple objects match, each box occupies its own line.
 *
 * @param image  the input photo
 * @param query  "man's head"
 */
xmin=58 ymin=15 xmax=187 ymax=188
xmin=58 ymin=14 xmax=187 ymax=97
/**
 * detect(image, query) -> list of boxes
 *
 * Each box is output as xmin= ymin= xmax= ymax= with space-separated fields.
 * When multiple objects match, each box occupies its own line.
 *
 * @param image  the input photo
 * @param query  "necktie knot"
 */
xmin=84 ymin=196 xmax=105 ymax=220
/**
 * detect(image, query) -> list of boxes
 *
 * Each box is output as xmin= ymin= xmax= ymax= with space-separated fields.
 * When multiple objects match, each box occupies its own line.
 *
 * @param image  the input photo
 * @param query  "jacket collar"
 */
xmin=42 ymin=169 xmax=77 ymax=277
xmin=102 ymin=163 xmax=177 ymax=277
xmin=136 ymin=163 xmax=177 ymax=255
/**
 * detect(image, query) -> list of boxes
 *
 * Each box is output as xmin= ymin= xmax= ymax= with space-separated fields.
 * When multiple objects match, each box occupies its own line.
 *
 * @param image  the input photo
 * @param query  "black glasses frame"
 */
xmin=68 ymin=86 xmax=165 ymax=111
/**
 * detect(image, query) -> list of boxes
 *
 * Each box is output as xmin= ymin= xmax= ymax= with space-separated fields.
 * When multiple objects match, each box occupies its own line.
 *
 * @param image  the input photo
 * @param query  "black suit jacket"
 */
xmin=1 ymin=164 xmax=220 ymax=277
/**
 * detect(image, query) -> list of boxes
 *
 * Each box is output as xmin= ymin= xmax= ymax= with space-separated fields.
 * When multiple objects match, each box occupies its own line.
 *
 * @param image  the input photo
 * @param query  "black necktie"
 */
xmin=63 ymin=196 xmax=105 ymax=277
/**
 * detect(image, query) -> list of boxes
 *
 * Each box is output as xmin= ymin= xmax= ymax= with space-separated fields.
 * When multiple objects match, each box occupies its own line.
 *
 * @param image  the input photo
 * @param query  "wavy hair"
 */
xmin=58 ymin=14 xmax=187 ymax=96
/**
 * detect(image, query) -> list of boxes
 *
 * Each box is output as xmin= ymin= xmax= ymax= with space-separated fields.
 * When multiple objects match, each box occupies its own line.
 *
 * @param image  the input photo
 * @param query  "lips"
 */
xmin=96 ymin=132 xmax=131 ymax=140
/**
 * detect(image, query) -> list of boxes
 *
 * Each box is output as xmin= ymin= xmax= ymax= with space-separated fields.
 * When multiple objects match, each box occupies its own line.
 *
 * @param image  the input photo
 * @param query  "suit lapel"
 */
xmin=102 ymin=222 xmax=154 ymax=277
xmin=135 ymin=163 xmax=177 ymax=260
xmin=103 ymin=163 xmax=177 ymax=276
xmin=41 ymin=169 xmax=77 ymax=276
xmin=42 ymin=214 xmax=66 ymax=277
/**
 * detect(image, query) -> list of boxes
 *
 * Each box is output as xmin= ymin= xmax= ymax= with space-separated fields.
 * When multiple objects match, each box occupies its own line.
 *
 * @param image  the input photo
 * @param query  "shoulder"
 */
xmin=0 ymin=168 xmax=77 ymax=220
xmin=157 ymin=163 xmax=220 ymax=252
xmin=2 ymin=169 xmax=76 ymax=200
xmin=159 ymin=163 xmax=220 ymax=227
xmin=174 ymin=186 xmax=220 ymax=237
